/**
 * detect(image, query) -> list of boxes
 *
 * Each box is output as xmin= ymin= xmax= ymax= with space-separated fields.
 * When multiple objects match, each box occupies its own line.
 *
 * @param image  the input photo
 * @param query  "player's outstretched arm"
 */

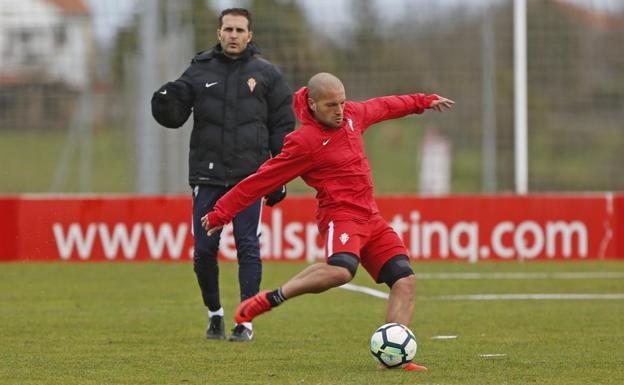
xmin=357 ymin=93 xmax=454 ymax=130
xmin=429 ymin=96 xmax=455 ymax=112
xmin=200 ymin=135 xmax=313 ymax=236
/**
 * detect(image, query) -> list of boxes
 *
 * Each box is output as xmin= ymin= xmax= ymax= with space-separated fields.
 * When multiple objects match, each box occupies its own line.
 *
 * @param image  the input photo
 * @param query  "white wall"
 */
xmin=50 ymin=16 xmax=92 ymax=88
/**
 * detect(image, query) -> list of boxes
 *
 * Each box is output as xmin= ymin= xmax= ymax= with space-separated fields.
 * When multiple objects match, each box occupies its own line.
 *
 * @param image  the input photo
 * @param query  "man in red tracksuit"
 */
xmin=202 ymin=72 xmax=453 ymax=371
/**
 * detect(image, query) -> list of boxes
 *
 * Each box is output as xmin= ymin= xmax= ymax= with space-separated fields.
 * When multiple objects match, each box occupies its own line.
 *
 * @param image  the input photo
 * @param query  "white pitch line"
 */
xmin=415 ymin=272 xmax=624 ymax=280
xmin=339 ymin=284 xmax=624 ymax=301
xmin=431 ymin=293 xmax=624 ymax=301
xmin=431 ymin=335 xmax=458 ymax=340
xmin=340 ymin=283 xmax=389 ymax=299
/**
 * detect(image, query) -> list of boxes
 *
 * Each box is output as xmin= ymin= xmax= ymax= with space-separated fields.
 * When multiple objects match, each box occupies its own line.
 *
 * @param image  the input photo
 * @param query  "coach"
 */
xmin=151 ymin=8 xmax=295 ymax=342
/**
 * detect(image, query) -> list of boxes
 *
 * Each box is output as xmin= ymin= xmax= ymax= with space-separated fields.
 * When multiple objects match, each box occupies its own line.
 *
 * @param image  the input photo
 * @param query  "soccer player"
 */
xmin=202 ymin=72 xmax=454 ymax=370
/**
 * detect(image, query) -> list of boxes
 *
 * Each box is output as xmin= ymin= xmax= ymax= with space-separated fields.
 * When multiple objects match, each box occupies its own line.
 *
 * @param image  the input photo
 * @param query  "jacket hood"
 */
xmin=194 ymin=41 xmax=261 ymax=62
xmin=294 ymin=86 xmax=317 ymax=126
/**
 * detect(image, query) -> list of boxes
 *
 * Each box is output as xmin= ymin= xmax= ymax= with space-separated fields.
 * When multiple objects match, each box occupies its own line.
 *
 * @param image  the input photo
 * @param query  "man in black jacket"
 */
xmin=151 ymin=8 xmax=295 ymax=342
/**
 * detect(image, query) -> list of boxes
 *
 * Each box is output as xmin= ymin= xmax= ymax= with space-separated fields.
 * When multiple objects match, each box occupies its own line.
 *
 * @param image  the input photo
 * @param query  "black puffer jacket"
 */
xmin=151 ymin=42 xmax=295 ymax=187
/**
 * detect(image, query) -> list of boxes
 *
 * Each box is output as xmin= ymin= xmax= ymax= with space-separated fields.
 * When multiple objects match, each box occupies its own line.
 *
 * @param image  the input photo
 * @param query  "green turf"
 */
xmin=3 ymin=120 xmax=623 ymax=194
xmin=0 ymin=127 xmax=133 ymax=193
xmin=1 ymin=261 xmax=623 ymax=385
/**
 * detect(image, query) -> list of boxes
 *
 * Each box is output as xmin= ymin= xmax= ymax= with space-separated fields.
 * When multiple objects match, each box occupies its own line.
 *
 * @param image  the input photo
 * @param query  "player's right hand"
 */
xmin=201 ymin=212 xmax=223 ymax=236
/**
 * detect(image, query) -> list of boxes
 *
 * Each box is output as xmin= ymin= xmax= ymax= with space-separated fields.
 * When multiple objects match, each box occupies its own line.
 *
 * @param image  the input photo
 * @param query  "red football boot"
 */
xmin=377 ymin=362 xmax=428 ymax=372
xmin=403 ymin=362 xmax=428 ymax=372
xmin=235 ymin=290 xmax=273 ymax=324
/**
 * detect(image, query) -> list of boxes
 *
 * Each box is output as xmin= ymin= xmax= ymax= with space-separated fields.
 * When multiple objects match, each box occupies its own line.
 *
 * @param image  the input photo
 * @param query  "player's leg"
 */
xmin=360 ymin=215 xmax=415 ymax=325
xmin=281 ymin=219 xmax=364 ymax=297
xmin=382 ymin=267 xmax=426 ymax=372
xmin=192 ymin=185 xmax=227 ymax=339
xmin=282 ymin=252 xmax=358 ymax=297
xmin=229 ymin=198 xmax=263 ymax=341
xmin=362 ymin=216 xmax=425 ymax=372
xmin=234 ymin=220 xmax=363 ymax=324
xmin=234 ymin=253 xmax=358 ymax=324
xmin=370 ymin=256 xmax=422 ymax=372
xmin=377 ymin=255 xmax=415 ymax=325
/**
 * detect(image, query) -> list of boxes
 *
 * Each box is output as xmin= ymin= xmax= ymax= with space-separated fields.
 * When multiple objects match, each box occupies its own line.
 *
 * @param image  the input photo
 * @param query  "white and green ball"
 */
xmin=369 ymin=323 xmax=417 ymax=368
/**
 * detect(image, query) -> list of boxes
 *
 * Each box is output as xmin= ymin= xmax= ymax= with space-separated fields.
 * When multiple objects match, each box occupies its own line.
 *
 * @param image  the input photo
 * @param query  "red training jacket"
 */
xmin=207 ymin=87 xmax=438 ymax=228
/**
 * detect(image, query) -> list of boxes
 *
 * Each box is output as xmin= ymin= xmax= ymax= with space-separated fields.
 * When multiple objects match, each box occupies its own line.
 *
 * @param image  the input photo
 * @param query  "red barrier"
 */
xmin=616 ymin=194 xmax=624 ymax=261
xmin=0 ymin=196 xmax=19 ymax=260
xmin=0 ymin=194 xmax=622 ymax=262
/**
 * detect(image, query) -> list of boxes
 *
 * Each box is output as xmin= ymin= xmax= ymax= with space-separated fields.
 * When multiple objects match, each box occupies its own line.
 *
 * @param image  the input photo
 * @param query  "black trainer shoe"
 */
xmin=205 ymin=315 xmax=225 ymax=340
xmin=228 ymin=324 xmax=253 ymax=342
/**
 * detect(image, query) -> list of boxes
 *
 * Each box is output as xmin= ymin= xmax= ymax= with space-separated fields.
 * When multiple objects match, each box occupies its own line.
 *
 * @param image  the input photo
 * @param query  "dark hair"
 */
xmin=219 ymin=8 xmax=252 ymax=31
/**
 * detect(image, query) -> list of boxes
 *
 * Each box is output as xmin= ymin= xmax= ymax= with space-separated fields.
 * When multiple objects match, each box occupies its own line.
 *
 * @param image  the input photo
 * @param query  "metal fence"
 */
xmin=1 ymin=0 xmax=623 ymax=194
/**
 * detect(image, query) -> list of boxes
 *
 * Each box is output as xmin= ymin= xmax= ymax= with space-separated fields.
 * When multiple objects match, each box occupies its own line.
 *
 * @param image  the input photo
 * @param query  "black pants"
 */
xmin=192 ymin=185 xmax=262 ymax=312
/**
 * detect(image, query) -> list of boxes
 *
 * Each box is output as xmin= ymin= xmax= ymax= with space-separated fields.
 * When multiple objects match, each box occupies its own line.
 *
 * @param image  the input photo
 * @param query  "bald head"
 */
xmin=306 ymin=73 xmax=346 ymax=129
xmin=307 ymin=72 xmax=344 ymax=101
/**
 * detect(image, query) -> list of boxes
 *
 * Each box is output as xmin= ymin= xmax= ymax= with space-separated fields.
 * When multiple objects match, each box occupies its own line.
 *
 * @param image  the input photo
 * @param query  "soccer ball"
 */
xmin=369 ymin=323 xmax=417 ymax=368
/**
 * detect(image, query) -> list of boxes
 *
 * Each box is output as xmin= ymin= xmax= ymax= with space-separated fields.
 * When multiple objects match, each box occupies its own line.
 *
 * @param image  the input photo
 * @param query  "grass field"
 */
xmin=0 ymin=128 xmax=134 ymax=194
xmin=1 ymin=261 xmax=624 ymax=385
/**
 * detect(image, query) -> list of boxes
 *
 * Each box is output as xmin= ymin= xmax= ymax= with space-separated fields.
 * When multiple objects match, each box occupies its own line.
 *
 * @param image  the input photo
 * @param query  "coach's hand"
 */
xmin=151 ymin=81 xmax=192 ymax=128
xmin=201 ymin=213 xmax=223 ymax=237
xmin=265 ymin=185 xmax=287 ymax=207
xmin=430 ymin=96 xmax=455 ymax=112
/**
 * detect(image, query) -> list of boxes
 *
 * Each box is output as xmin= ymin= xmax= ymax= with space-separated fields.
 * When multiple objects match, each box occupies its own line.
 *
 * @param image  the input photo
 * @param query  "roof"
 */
xmin=46 ymin=0 xmax=89 ymax=16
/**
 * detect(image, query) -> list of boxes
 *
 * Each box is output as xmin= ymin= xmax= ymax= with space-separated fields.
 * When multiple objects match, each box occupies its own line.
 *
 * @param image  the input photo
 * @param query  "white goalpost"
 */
xmin=514 ymin=0 xmax=528 ymax=194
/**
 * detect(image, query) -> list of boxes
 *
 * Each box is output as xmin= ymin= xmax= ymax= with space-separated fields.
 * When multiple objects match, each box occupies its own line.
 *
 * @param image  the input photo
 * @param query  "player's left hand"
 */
xmin=201 ymin=213 xmax=223 ymax=236
xmin=430 ymin=97 xmax=455 ymax=112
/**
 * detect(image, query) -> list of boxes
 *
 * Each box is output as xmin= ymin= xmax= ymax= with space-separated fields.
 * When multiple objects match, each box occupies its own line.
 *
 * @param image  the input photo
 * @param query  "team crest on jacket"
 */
xmin=339 ymin=233 xmax=350 ymax=245
xmin=247 ymin=77 xmax=256 ymax=92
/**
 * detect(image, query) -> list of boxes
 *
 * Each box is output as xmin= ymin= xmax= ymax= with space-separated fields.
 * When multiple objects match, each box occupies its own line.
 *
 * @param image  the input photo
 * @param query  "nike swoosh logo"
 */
xmin=159 ymin=90 xmax=167 ymax=95
xmin=322 ymin=139 xmax=330 ymax=146
xmin=205 ymin=82 xmax=218 ymax=88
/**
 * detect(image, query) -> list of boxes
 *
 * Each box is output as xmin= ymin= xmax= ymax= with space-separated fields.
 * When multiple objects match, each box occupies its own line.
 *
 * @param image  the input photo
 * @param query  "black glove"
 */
xmin=265 ymin=185 xmax=287 ymax=207
xmin=151 ymin=81 xmax=192 ymax=128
